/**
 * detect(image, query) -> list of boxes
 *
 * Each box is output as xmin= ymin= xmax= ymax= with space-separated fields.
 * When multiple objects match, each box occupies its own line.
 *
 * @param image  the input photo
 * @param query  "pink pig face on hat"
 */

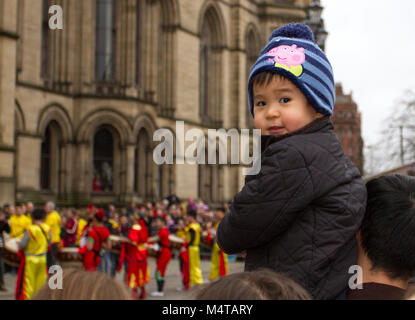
xmin=267 ymin=44 xmax=305 ymax=67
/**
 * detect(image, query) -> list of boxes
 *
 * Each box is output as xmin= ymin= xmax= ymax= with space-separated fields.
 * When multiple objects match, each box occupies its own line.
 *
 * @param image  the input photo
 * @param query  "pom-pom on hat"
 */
xmin=248 ymin=23 xmax=335 ymax=117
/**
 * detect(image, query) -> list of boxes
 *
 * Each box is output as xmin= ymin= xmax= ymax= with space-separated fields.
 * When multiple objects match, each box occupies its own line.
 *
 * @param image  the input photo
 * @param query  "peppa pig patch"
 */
xmin=266 ymin=44 xmax=305 ymax=77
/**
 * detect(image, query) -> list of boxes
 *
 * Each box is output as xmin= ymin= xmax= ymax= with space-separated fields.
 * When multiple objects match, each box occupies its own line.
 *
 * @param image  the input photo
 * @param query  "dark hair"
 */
xmin=361 ymin=174 xmax=415 ymax=280
xmin=195 ymin=269 xmax=311 ymax=300
xmin=155 ymin=216 xmax=167 ymax=225
xmin=251 ymin=71 xmax=286 ymax=89
xmin=216 ymin=207 xmax=226 ymax=214
xmin=187 ymin=210 xmax=197 ymax=218
xmin=32 ymin=208 xmax=46 ymax=221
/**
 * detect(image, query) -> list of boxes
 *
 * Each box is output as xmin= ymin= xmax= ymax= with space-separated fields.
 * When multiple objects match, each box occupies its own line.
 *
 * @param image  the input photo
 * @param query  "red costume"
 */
xmin=82 ymin=226 xmax=110 ymax=271
xmin=63 ymin=218 xmax=78 ymax=247
xmin=156 ymin=227 xmax=172 ymax=278
xmin=118 ymin=221 xmax=149 ymax=299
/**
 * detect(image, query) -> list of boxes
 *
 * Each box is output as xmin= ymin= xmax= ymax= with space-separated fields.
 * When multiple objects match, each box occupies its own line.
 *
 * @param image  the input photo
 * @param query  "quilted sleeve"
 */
xmin=217 ymin=142 xmax=314 ymax=254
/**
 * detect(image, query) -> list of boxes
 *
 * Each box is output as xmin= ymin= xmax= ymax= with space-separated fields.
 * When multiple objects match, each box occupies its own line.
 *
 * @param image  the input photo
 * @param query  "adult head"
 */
xmin=26 ymin=202 xmax=34 ymax=214
xmin=358 ymin=174 xmax=415 ymax=285
xmin=45 ymin=201 xmax=56 ymax=214
xmin=32 ymin=208 xmax=47 ymax=222
xmin=195 ymin=269 xmax=311 ymax=300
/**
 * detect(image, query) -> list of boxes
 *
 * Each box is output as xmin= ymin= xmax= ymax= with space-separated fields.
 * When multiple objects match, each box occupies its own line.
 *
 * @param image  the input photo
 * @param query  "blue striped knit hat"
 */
xmin=248 ymin=23 xmax=335 ymax=117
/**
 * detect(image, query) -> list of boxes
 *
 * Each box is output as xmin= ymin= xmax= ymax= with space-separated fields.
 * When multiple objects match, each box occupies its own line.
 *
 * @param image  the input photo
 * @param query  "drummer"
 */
xmin=16 ymin=208 xmax=51 ymax=300
xmin=9 ymin=205 xmax=32 ymax=239
xmin=148 ymin=216 xmax=172 ymax=297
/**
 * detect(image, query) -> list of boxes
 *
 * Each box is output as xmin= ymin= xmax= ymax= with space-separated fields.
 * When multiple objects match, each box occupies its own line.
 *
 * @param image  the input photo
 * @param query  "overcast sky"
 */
xmin=321 ymin=0 xmax=415 ymax=146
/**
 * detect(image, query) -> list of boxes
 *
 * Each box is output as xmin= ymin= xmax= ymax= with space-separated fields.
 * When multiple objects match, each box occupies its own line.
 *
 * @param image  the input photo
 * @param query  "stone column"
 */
xmin=0 ymin=0 xmax=18 ymax=205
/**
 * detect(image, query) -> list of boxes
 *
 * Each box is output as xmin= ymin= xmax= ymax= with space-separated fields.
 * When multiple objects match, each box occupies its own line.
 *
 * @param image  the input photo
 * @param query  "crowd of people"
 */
xmin=0 ymin=193 xmax=231 ymax=300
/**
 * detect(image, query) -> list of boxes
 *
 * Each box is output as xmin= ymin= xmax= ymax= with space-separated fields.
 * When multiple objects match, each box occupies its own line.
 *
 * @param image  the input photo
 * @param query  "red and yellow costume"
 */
xmin=185 ymin=222 xmax=203 ymax=286
xmin=208 ymin=221 xmax=228 ymax=281
xmin=118 ymin=221 xmax=149 ymax=298
xmin=82 ymin=226 xmax=110 ymax=271
xmin=15 ymin=223 xmax=50 ymax=300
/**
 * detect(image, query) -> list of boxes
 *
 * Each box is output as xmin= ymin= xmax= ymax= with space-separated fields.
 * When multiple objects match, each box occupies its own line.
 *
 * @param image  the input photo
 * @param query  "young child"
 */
xmin=217 ymin=23 xmax=367 ymax=300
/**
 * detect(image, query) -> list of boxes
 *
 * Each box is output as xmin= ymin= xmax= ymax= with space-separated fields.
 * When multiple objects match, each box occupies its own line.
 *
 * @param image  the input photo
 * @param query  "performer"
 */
xmin=62 ymin=208 xmax=78 ymax=247
xmin=208 ymin=208 xmax=228 ymax=281
xmin=44 ymin=202 xmax=61 ymax=269
xmin=118 ymin=214 xmax=149 ymax=299
xmin=15 ymin=209 xmax=51 ymax=300
xmin=9 ymin=205 xmax=31 ymax=239
xmin=81 ymin=209 xmax=111 ymax=271
xmin=75 ymin=210 xmax=88 ymax=246
xmin=184 ymin=210 xmax=203 ymax=287
xmin=148 ymin=216 xmax=172 ymax=297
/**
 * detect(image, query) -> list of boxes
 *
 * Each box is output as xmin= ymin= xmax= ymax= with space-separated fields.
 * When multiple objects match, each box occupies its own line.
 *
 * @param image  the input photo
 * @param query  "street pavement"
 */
xmin=0 ymin=256 xmax=244 ymax=300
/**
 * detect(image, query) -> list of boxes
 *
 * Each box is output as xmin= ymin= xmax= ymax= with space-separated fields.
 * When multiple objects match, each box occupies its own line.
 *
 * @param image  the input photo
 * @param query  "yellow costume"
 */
xmin=18 ymin=224 xmax=50 ymax=300
xmin=208 ymin=221 xmax=228 ymax=281
xmin=45 ymin=210 xmax=61 ymax=244
xmin=76 ymin=218 xmax=87 ymax=246
xmin=185 ymin=222 xmax=203 ymax=286
xmin=10 ymin=214 xmax=32 ymax=238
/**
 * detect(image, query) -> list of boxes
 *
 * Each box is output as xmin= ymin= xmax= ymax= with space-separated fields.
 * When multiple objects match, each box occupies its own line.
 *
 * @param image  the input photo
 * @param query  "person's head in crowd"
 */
xmin=215 ymin=207 xmax=226 ymax=222
xmin=129 ymin=200 xmax=136 ymax=208
xmin=44 ymin=201 xmax=56 ymax=214
xmin=93 ymin=209 xmax=106 ymax=225
xmin=154 ymin=216 xmax=167 ymax=230
xmin=176 ymin=218 xmax=185 ymax=231
xmin=26 ymin=202 xmax=34 ymax=214
xmin=195 ymin=269 xmax=311 ymax=300
xmin=15 ymin=204 xmax=23 ymax=217
xmin=353 ymin=175 xmax=415 ymax=295
xmin=108 ymin=204 xmax=115 ymax=213
xmin=113 ymin=212 xmax=120 ymax=222
xmin=32 ymin=208 xmax=47 ymax=223
xmin=120 ymin=215 xmax=129 ymax=227
xmin=65 ymin=208 xmax=74 ymax=220
xmin=186 ymin=210 xmax=197 ymax=225
xmin=33 ymin=269 xmax=131 ymax=300
xmin=0 ymin=208 xmax=6 ymax=222
xmin=20 ymin=203 xmax=27 ymax=214
xmin=8 ymin=205 xmax=15 ymax=216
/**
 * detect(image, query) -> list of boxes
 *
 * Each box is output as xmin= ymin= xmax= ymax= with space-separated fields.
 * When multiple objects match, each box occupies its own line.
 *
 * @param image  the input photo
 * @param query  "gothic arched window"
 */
xmin=93 ymin=127 xmax=114 ymax=192
xmin=40 ymin=121 xmax=62 ymax=193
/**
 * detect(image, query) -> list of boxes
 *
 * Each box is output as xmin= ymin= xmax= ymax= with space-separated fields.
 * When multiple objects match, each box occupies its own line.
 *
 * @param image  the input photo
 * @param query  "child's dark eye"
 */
xmin=280 ymin=97 xmax=291 ymax=104
xmin=255 ymin=101 xmax=266 ymax=107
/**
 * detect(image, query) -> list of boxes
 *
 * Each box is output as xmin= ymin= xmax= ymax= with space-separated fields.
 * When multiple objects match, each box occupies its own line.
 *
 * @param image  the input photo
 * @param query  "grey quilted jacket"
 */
xmin=217 ymin=116 xmax=367 ymax=300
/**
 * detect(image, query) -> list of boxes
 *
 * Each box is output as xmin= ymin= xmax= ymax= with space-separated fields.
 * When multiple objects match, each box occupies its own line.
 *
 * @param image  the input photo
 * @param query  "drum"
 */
xmin=109 ymin=235 xmax=122 ymax=254
xmin=3 ymin=234 xmax=20 ymax=268
xmin=58 ymin=247 xmax=83 ymax=269
xmin=169 ymin=234 xmax=184 ymax=250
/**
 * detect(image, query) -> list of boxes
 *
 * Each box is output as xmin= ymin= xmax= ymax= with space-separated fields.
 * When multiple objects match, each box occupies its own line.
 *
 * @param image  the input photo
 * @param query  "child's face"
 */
xmin=253 ymin=76 xmax=323 ymax=135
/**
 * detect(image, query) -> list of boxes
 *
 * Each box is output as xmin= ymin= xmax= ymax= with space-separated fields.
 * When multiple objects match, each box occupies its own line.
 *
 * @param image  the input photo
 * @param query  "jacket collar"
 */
xmin=260 ymin=116 xmax=333 ymax=152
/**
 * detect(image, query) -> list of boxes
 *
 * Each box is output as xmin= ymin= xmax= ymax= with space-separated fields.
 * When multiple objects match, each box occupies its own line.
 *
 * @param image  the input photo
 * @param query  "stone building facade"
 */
xmin=0 ymin=0 xmax=315 ymax=207
xmin=332 ymin=83 xmax=364 ymax=175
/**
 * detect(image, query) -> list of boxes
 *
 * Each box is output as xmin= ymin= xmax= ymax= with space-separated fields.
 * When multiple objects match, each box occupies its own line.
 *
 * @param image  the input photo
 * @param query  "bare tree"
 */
xmin=364 ymin=89 xmax=415 ymax=177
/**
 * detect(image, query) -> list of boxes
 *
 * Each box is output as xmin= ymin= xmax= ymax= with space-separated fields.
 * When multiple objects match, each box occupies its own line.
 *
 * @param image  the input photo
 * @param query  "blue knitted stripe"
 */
xmin=301 ymin=71 xmax=334 ymax=105
xmin=303 ymin=83 xmax=332 ymax=114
